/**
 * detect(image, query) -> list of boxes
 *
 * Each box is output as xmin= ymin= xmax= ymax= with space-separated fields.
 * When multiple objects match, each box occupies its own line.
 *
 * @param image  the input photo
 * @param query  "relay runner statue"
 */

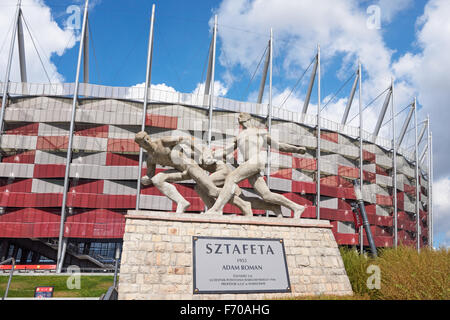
xmin=134 ymin=131 xmax=282 ymax=216
xmin=205 ymin=112 xmax=307 ymax=218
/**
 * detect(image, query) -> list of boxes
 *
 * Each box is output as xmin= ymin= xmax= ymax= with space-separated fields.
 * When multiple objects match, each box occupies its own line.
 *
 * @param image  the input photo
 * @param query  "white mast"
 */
xmin=57 ymin=0 xmax=89 ymax=273
xmin=136 ymin=4 xmax=156 ymax=210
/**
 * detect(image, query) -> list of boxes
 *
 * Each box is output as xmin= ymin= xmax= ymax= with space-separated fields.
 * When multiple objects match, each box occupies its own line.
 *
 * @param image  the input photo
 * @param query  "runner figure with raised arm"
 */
xmin=205 ymin=112 xmax=307 ymax=218
xmin=198 ymin=145 xmax=283 ymax=216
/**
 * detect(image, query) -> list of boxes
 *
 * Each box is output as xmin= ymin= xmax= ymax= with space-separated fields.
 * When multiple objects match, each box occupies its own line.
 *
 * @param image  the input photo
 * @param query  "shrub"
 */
xmin=340 ymin=246 xmax=450 ymax=300
xmin=374 ymin=246 xmax=449 ymax=300
xmin=339 ymin=246 xmax=377 ymax=297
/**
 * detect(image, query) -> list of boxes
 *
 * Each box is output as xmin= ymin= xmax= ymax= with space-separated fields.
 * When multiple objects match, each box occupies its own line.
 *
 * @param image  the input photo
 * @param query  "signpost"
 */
xmin=192 ymin=236 xmax=291 ymax=294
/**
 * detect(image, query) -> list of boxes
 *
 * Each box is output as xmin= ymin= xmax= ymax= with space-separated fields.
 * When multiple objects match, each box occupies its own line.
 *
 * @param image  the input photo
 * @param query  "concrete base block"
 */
xmin=118 ymin=211 xmax=353 ymax=300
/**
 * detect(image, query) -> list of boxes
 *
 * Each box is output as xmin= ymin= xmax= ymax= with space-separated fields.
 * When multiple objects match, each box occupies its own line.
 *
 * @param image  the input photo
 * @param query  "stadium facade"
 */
xmin=0 ymin=81 xmax=432 ymax=269
xmin=0 ymin=1 xmax=433 ymax=271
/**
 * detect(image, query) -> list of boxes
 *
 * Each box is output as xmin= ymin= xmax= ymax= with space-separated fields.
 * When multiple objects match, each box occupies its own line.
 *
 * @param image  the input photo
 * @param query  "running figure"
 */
xmin=135 ymin=131 xmax=253 ymax=215
xmin=205 ymin=112 xmax=307 ymax=218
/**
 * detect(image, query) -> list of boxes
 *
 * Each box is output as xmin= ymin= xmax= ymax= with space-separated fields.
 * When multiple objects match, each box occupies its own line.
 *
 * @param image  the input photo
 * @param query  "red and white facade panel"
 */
xmin=0 ymin=96 xmax=429 ymax=247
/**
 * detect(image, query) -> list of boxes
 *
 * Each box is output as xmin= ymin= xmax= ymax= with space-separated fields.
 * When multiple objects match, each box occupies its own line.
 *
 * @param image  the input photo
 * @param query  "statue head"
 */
xmin=238 ymin=112 xmax=252 ymax=128
xmin=135 ymin=131 xmax=153 ymax=150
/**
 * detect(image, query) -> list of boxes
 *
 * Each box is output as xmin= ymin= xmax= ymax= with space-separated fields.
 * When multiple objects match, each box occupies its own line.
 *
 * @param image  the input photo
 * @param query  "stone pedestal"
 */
xmin=118 ymin=211 xmax=353 ymax=300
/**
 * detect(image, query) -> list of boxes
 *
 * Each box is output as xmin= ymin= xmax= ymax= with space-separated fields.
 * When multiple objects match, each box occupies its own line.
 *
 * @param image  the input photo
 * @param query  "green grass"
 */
xmin=0 ymin=275 xmax=114 ymax=298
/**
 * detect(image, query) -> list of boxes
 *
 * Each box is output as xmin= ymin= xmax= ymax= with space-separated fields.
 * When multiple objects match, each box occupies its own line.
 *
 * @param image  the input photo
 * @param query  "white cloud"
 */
xmin=377 ymin=0 xmax=413 ymax=23
xmin=271 ymin=88 xmax=305 ymax=112
xmin=433 ymin=177 xmax=450 ymax=247
xmin=130 ymin=82 xmax=178 ymax=91
xmin=125 ymin=82 xmax=178 ymax=100
xmin=392 ymin=53 xmax=421 ymax=80
xmin=126 ymin=80 xmax=229 ymax=106
xmin=0 ymin=0 xmax=77 ymax=83
xmin=214 ymin=0 xmax=415 ymax=135
xmin=192 ymin=80 xmax=229 ymax=97
xmin=391 ymin=0 xmax=450 ymax=247
xmin=393 ymin=0 xmax=450 ymax=178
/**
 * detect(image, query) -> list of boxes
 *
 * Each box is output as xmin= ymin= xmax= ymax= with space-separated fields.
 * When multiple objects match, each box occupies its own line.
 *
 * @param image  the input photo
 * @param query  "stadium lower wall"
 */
xmin=0 ymin=96 xmax=430 ymax=248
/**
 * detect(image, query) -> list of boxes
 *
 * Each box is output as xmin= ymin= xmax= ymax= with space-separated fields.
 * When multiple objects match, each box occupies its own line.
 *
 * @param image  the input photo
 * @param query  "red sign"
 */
xmin=34 ymin=286 xmax=54 ymax=298
xmin=0 ymin=264 xmax=56 ymax=270
xmin=352 ymin=207 xmax=363 ymax=230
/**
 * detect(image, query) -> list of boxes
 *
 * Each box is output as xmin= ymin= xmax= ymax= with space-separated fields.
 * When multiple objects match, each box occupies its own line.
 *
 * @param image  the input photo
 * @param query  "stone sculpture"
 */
xmin=196 ymin=145 xmax=283 ymax=216
xmin=205 ymin=112 xmax=307 ymax=218
xmin=135 ymin=132 xmax=255 ymax=215
xmin=135 ymin=112 xmax=307 ymax=217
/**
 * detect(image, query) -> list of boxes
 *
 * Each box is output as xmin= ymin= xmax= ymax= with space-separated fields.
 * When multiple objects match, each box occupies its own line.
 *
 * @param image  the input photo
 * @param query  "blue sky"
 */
xmin=0 ymin=0 xmax=449 ymax=248
xmin=24 ymin=0 xmax=428 ymax=100
xmin=41 ymin=0 xmax=432 ymax=125
xmin=1 ymin=0 xmax=430 ymax=102
xmin=48 ymin=0 xmax=222 ymax=91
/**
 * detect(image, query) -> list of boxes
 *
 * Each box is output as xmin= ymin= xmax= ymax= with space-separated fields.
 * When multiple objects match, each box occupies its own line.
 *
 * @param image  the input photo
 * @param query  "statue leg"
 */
xmin=228 ymin=193 xmax=253 ymax=216
xmin=240 ymin=194 xmax=283 ymax=216
xmin=195 ymin=184 xmax=254 ymax=215
xmin=205 ymin=161 xmax=260 ymax=215
xmin=151 ymin=170 xmax=191 ymax=213
xmin=249 ymin=174 xmax=305 ymax=218
xmin=209 ymin=166 xmax=253 ymax=216
xmin=194 ymin=185 xmax=215 ymax=208
xmin=186 ymin=165 xmax=221 ymax=197
xmin=188 ymin=164 xmax=252 ymax=216
xmin=141 ymin=175 xmax=152 ymax=186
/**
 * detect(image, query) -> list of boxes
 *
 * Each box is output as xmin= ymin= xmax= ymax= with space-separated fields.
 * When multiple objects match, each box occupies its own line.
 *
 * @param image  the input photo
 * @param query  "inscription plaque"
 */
xmin=192 ymin=236 xmax=291 ymax=294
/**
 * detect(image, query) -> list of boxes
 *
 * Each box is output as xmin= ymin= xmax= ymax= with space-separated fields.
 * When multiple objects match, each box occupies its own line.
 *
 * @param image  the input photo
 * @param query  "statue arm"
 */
xmin=201 ymin=145 xmax=217 ymax=166
xmin=160 ymin=136 xmax=186 ymax=148
xmin=223 ymin=136 xmax=237 ymax=154
xmin=141 ymin=158 xmax=156 ymax=186
xmin=161 ymin=136 xmax=202 ymax=152
xmin=267 ymin=134 xmax=306 ymax=154
xmin=146 ymin=162 xmax=156 ymax=178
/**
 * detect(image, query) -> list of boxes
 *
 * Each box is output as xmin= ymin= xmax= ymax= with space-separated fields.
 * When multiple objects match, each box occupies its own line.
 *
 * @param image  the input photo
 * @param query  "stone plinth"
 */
xmin=118 ymin=211 xmax=353 ymax=300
